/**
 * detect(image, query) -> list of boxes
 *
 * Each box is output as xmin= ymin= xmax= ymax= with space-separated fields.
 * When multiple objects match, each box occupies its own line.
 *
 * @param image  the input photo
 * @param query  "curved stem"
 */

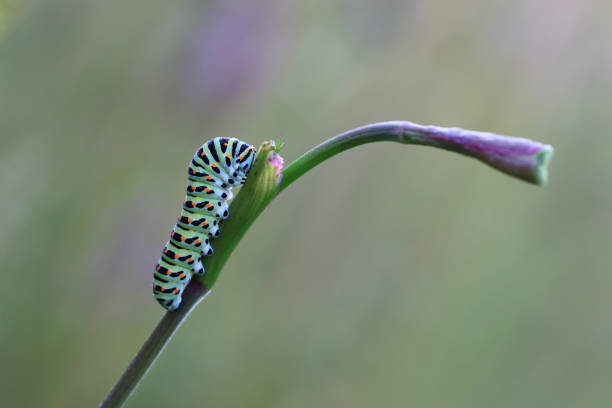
xmin=279 ymin=121 xmax=553 ymax=193
xmin=100 ymin=121 xmax=553 ymax=407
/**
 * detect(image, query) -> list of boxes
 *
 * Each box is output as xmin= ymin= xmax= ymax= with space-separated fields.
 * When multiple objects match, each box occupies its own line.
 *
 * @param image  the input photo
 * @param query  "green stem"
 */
xmin=99 ymin=281 xmax=209 ymax=408
xmin=99 ymin=141 xmax=280 ymax=408
xmin=280 ymin=121 xmax=553 ymax=192
xmin=100 ymin=121 xmax=553 ymax=407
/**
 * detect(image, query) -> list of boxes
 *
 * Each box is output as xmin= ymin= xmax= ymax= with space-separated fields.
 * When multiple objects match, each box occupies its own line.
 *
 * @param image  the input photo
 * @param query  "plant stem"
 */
xmin=279 ymin=121 xmax=553 ymax=193
xmin=100 ymin=121 xmax=553 ymax=407
xmin=99 ymin=141 xmax=280 ymax=408
xmin=99 ymin=280 xmax=210 ymax=408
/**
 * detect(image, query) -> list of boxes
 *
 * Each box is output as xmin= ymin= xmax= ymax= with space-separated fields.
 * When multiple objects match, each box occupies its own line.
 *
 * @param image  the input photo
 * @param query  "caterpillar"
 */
xmin=153 ymin=137 xmax=256 ymax=311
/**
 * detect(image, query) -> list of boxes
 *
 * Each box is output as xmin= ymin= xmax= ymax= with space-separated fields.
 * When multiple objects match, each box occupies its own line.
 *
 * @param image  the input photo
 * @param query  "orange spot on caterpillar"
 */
xmin=194 ymin=239 xmax=201 ymax=244
xmin=181 ymin=236 xmax=185 ymax=241
xmin=188 ymin=257 xmax=193 ymax=262
xmin=160 ymin=287 xmax=166 ymax=292
xmin=164 ymin=249 xmax=168 ymax=254
xmin=206 ymin=176 xmax=213 ymax=181
xmin=205 ymin=188 xmax=211 ymax=193
xmin=223 ymin=142 xmax=228 ymax=146
xmin=173 ymin=289 xmax=179 ymax=294
xmin=201 ymin=221 xmax=208 ymax=227
xmin=174 ymin=254 xmax=179 ymax=259
xmin=156 ymin=266 xmax=160 ymax=271
xmin=211 ymin=163 xmax=217 ymax=167
xmin=179 ymin=273 xmax=186 ymax=278
xmin=166 ymin=271 xmax=171 ymax=276
xmin=226 ymin=153 xmax=231 ymax=159
xmin=187 ymin=218 xmax=192 ymax=223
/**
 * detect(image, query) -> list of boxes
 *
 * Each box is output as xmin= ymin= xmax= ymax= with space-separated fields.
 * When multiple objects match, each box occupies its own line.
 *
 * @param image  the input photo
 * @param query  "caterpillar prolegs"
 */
xmin=153 ymin=137 xmax=256 ymax=311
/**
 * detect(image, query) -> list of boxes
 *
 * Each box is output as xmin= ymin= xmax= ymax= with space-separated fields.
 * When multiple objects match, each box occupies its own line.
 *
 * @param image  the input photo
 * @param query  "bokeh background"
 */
xmin=1 ymin=1 xmax=611 ymax=407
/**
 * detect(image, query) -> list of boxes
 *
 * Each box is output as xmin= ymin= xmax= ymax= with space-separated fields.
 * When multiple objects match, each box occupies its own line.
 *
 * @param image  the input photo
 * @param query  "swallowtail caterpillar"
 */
xmin=152 ymin=138 xmax=256 ymax=311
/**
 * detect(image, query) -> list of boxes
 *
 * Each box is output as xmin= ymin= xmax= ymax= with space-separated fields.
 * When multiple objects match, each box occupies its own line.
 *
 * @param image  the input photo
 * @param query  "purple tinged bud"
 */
xmin=396 ymin=122 xmax=554 ymax=186
xmin=268 ymin=152 xmax=284 ymax=185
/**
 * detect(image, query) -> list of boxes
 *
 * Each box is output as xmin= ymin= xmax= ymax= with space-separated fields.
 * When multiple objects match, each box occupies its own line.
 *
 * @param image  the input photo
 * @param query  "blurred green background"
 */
xmin=1 ymin=1 xmax=611 ymax=407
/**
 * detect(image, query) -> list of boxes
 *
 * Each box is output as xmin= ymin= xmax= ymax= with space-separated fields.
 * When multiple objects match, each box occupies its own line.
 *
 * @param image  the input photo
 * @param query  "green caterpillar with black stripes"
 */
xmin=153 ymin=137 xmax=256 ymax=311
